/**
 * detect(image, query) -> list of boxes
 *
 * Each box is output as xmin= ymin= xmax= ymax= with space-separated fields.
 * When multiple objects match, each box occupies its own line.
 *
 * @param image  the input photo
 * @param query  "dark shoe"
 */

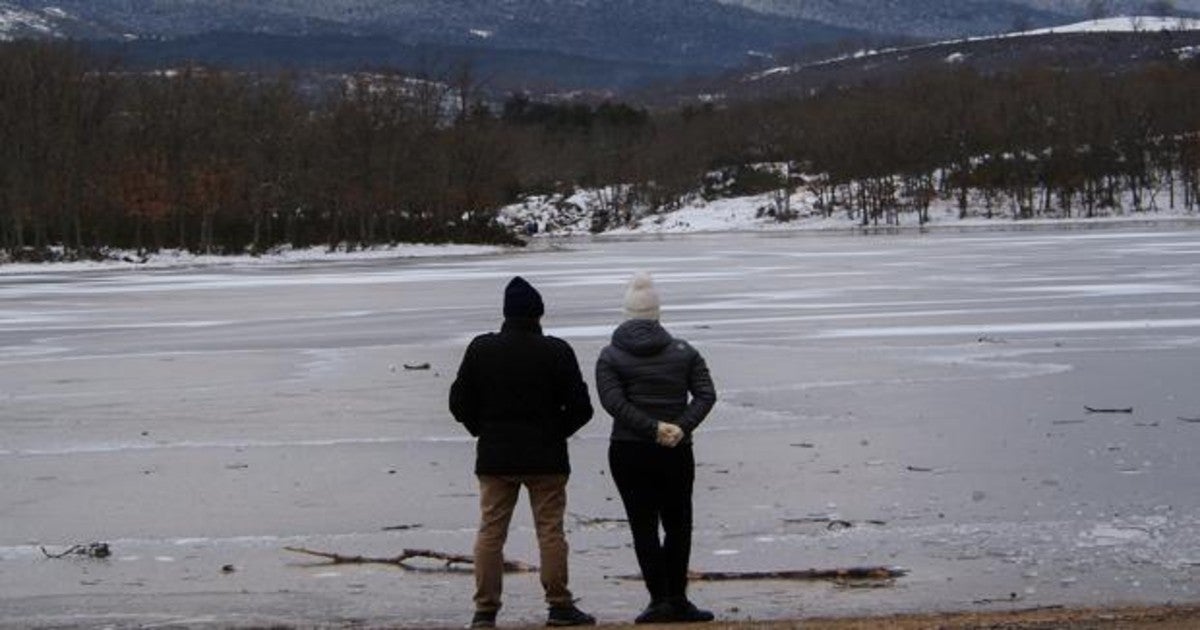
xmin=669 ymin=599 xmax=714 ymax=623
xmin=470 ymin=610 xmax=497 ymax=628
xmin=634 ymin=600 xmax=674 ymax=624
xmin=546 ymin=604 xmax=596 ymax=626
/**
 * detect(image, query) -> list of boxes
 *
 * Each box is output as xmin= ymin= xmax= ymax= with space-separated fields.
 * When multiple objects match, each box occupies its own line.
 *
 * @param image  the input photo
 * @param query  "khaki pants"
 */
xmin=474 ymin=474 xmax=573 ymax=612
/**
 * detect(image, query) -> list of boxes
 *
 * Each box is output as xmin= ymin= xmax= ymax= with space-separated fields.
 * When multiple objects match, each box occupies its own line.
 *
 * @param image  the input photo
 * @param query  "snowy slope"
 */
xmin=0 ymin=2 xmax=119 ymax=40
xmin=1016 ymin=15 xmax=1200 ymax=34
xmin=747 ymin=15 xmax=1200 ymax=82
xmin=0 ymin=2 xmax=57 ymax=40
xmin=720 ymin=0 xmax=1200 ymax=37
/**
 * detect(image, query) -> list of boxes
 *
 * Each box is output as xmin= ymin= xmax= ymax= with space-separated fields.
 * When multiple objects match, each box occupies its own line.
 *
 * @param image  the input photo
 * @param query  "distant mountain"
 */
xmin=7 ymin=1 xmax=1200 ymax=91
xmin=6 ymin=0 xmax=862 ymax=67
xmin=4 ymin=0 xmax=878 ymax=90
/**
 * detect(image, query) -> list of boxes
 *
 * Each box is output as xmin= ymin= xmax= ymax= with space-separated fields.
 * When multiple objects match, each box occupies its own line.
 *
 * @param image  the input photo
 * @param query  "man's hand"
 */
xmin=656 ymin=422 xmax=684 ymax=448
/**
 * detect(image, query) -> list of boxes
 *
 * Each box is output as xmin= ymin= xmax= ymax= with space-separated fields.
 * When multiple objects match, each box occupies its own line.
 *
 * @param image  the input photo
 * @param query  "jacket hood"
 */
xmin=612 ymin=319 xmax=673 ymax=357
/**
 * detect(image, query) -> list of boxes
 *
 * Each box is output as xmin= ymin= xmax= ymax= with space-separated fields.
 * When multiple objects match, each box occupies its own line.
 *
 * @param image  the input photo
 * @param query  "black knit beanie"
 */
xmin=503 ymin=276 xmax=544 ymax=318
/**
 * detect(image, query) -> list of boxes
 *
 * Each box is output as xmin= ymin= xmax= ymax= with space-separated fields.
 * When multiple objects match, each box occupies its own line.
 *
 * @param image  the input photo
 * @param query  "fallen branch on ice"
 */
xmin=782 ymin=517 xmax=887 ymax=530
xmin=40 ymin=542 xmax=111 ymax=559
xmin=609 ymin=566 xmax=907 ymax=582
xmin=283 ymin=546 xmax=537 ymax=573
xmin=570 ymin=512 xmax=629 ymax=527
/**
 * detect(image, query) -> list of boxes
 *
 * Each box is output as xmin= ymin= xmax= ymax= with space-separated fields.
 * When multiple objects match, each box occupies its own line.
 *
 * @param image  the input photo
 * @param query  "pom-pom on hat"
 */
xmin=623 ymin=271 xmax=661 ymax=320
xmin=503 ymin=276 xmax=545 ymax=318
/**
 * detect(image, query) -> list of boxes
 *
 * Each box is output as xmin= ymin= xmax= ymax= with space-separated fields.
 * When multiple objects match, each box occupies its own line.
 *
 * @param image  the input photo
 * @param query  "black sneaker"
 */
xmin=470 ymin=610 xmax=497 ymax=628
xmin=669 ymin=599 xmax=714 ymax=623
xmin=546 ymin=605 xmax=596 ymax=627
xmin=634 ymin=600 xmax=674 ymax=624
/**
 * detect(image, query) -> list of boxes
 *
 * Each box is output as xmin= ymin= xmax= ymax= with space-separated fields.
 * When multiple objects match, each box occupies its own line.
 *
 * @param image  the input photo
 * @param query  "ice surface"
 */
xmin=2 ymin=225 xmax=1200 ymax=627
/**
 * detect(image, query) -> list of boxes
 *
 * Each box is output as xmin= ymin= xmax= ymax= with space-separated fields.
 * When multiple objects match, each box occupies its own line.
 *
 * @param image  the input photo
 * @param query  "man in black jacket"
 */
xmin=450 ymin=276 xmax=596 ymax=628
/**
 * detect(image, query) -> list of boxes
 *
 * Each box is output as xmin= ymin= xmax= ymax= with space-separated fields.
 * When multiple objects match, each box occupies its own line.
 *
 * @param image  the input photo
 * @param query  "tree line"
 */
xmin=697 ymin=60 xmax=1200 ymax=227
xmin=0 ymin=42 xmax=526 ymax=260
xmin=2 ymin=40 xmax=1199 ymax=260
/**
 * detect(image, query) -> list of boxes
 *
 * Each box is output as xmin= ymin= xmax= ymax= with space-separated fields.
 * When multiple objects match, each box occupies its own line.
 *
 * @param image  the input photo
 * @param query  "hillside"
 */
xmin=719 ymin=0 xmax=1200 ymax=37
xmin=717 ymin=0 xmax=1069 ymax=38
xmin=649 ymin=16 xmax=1200 ymax=104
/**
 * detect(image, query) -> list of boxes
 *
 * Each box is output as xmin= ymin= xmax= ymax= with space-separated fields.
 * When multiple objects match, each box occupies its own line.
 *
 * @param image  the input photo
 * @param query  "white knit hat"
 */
xmin=623 ymin=271 xmax=661 ymax=320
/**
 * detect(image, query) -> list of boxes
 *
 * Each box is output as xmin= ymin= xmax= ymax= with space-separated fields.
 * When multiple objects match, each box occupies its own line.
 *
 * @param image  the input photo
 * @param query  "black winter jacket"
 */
xmin=449 ymin=318 xmax=593 ymax=475
xmin=595 ymin=319 xmax=717 ymax=445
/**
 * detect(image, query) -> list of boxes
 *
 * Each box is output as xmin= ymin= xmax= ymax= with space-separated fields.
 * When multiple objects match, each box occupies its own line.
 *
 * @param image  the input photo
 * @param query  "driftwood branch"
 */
xmin=782 ymin=517 xmax=887 ymax=530
xmin=570 ymin=512 xmax=629 ymax=527
xmin=609 ymin=566 xmax=906 ymax=582
xmin=283 ymin=546 xmax=536 ymax=573
xmin=1084 ymin=406 xmax=1133 ymax=414
xmin=40 ymin=542 xmax=111 ymax=559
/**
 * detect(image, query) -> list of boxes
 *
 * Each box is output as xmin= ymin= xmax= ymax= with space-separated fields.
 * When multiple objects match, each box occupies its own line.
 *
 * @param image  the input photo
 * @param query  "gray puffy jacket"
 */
xmin=595 ymin=319 xmax=717 ymax=444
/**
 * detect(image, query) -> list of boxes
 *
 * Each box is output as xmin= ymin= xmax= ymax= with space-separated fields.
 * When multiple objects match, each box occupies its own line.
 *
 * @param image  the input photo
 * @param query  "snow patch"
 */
xmin=1077 ymin=517 xmax=1169 ymax=548
xmin=1017 ymin=16 xmax=1200 ymax=37
xmin=746 ymin=65 xmax=793 ymax=81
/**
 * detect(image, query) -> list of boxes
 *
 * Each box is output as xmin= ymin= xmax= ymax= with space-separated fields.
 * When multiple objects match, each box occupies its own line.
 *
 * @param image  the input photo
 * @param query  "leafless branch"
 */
xmin=283 ymin=546 xmax=536 ymax=573
xmin=609 ymin=566 xmax=906 ymax=582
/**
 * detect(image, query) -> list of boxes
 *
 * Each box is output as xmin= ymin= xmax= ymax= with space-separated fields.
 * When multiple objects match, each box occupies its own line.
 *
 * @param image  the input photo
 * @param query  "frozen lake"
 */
xmin=3 ymin=223 xmax=1200 ymax=627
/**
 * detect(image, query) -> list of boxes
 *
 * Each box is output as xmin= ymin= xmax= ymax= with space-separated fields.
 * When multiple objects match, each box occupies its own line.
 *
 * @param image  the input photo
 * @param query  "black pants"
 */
xmin=608 ymin=441 xmax=695 ymax=603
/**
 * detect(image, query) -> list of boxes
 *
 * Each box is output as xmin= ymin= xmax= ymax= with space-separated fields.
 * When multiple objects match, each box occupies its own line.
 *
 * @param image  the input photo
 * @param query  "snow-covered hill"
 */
xmin=0 ymin=3 xmax=58 ymax=40
xmin=719 ymin=0 xmax=1200 ymax=38
xmin=744 ymin=16 xmax=1200 ymax=85
xmin=1016 ymin=14 xmax=1200 ymax=34
xmin=0 ymin=2 xmax=121 ymax=40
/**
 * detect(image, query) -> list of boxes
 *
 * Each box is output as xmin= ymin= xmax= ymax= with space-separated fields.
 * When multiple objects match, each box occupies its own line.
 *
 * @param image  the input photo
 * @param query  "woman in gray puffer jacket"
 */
xmin=595 ymin=272 xmax=717 ymax=624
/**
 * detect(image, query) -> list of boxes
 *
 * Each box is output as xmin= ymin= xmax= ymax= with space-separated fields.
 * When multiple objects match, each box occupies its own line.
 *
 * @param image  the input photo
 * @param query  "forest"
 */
xmin=2 ymin=40 xmax=1199 ymax=260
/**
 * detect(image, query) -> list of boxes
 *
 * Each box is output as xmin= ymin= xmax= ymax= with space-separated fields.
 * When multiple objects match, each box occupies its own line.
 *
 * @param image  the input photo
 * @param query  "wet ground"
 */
xmin=2 ymin=223 xmax=1200 ymax=628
